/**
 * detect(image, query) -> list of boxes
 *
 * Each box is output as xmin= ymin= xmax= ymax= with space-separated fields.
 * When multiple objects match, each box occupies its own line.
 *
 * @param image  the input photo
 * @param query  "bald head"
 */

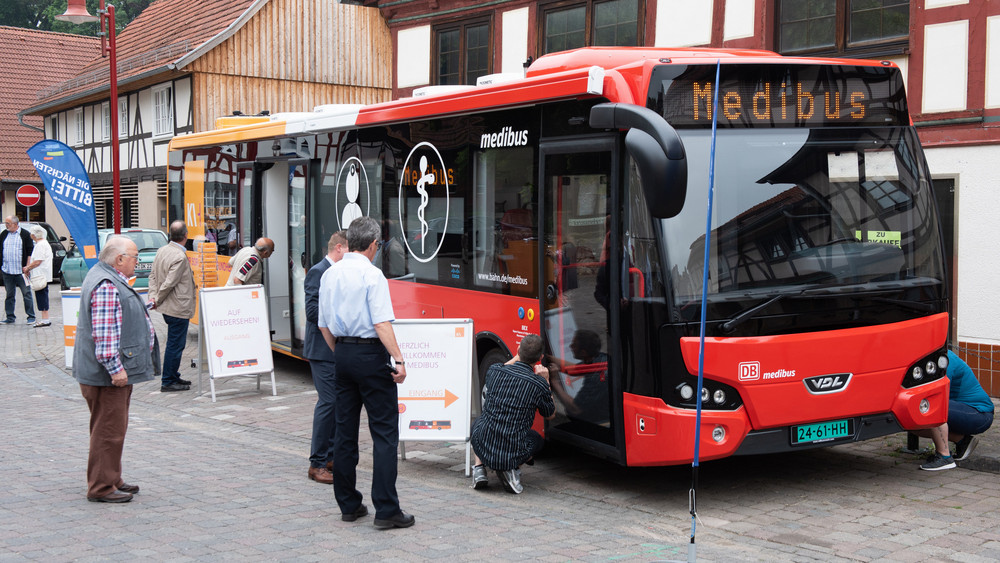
xmin=254 ymin=237 xmax=275 ymax=258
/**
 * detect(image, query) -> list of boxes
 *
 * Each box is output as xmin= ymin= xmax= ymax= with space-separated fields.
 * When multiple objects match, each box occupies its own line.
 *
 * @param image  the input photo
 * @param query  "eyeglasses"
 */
xmin=376 ymin=241 xmax=383 ymax=250
xmin=121 ymin=253 xmax=139 ymax=260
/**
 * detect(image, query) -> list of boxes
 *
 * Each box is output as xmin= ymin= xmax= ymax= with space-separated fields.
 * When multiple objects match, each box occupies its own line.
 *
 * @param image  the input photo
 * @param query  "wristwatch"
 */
xmin=395 ymin=360 xmax=405 ymax=365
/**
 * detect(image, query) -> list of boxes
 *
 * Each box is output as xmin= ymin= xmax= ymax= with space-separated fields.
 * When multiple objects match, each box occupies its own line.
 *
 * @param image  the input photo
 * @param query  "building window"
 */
xmin=777 ymin=0 xmax=908 ymax=56
xmin=541 ymin=0 xmax=641 ymax=55
xmin=152 ymin=85 xmax=174 ymax=137
xmin=118 ymin=98 xmax=128 ymax=137
xmin=73 ymin=108 xmax=84 ymax=146
xmin=435 ymin=19 xmax=491 ymax=86
xmin=101 ymin=102 xmax=111 ymax=141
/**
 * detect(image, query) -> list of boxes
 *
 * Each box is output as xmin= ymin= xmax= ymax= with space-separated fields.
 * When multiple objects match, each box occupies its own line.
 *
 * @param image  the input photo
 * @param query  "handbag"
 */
xmin=29 ymin=268 xmax=46 ymax=291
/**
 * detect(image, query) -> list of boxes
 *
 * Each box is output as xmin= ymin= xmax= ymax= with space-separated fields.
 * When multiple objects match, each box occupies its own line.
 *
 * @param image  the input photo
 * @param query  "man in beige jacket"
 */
xmin=148 ymin=221 xmax=196 ymax=392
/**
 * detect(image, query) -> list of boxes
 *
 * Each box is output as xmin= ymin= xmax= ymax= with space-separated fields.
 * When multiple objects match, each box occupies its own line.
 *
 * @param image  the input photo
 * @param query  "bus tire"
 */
xmin=476 ymin=347 xmax=510 ymax=411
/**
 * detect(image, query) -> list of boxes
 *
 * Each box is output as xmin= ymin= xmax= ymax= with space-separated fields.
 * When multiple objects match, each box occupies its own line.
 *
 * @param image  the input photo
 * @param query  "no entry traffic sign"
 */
xmin=16 ymin=184 xmax=41 ymax=207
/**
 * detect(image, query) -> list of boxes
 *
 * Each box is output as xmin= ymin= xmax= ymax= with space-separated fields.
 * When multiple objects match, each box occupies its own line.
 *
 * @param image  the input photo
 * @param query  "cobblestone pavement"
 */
xmin=2 ymin=283 xmax=999 ymax=562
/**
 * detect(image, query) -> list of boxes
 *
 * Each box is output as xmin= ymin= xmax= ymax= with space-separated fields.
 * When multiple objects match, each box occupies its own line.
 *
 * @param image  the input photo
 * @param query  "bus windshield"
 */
xmin=663 ymin=125 xmax=946 ymax=319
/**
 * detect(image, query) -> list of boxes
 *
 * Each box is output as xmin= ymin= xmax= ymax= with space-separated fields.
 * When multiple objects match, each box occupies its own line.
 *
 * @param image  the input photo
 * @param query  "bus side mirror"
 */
xmin=590 ymin=103 xmax=687 ymax=218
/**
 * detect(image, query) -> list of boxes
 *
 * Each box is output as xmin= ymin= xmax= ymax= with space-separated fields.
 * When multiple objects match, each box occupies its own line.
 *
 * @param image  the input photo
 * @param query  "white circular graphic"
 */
xmin=336 ymin=156 xmax=370 ymax=230
xmin=397 ymin=141 xmax=450 ymax=264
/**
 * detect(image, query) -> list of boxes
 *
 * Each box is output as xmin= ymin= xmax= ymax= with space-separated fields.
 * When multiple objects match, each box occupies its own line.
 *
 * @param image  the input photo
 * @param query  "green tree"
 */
xmin=1 ymin=0 xmax=151 ymax=35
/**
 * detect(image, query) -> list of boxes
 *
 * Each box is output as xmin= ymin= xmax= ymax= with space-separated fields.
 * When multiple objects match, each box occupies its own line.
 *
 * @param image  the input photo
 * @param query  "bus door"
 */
xmin=251 ymin=157 xmax=318 ymax=354
xmin=540 ymin=137 xmax=624 ymax=462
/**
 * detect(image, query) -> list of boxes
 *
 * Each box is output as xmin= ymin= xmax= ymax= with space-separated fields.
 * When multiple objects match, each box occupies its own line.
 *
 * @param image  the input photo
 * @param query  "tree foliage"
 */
xmin=1 ymin=0 xmax=151 ymax=35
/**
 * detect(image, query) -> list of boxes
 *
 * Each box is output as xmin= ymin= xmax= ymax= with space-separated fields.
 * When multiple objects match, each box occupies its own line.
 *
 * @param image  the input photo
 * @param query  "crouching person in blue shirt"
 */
xmin=916 ymin=350 xmax=995 ymax=470
xmin=470 ymin=334 xmax=556 ymax=494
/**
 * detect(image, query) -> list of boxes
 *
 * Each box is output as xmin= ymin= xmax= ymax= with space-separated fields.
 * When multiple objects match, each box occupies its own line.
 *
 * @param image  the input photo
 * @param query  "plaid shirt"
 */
xmin=91 ymin=269 xmax=155 ymax=375
xmin=1 ymin=228 xmax=23 ymax=274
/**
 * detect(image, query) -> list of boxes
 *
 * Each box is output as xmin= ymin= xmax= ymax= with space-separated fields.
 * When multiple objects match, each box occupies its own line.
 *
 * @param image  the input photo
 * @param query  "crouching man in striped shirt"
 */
xmin=469 ymin=334 xmax=555 ymax=494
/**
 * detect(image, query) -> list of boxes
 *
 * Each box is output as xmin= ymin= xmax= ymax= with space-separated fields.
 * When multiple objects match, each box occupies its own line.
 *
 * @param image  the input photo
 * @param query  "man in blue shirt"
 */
xmin=317 ymin=217 xmax=413 ymax=529
xmin=1 ymin=216 xmax=36 ymax=324
xmin=917 ymin=350 xmax=995 ymax=470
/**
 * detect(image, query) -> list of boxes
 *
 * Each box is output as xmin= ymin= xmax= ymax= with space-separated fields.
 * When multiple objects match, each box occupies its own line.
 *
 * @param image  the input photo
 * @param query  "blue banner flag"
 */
xmin=27 ymin=139 xmax=100 ymax=268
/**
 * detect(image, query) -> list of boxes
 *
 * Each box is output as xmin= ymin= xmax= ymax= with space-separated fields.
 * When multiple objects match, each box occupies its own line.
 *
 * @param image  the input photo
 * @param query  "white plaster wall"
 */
xmin=925 ymin=145 xmax=1000 ymax=345
xmin=987 ymin=16 xmax=1000 ymax=108
xmin=882 ymin=55 xmax=909 ymax=93
xmin=723 ymin=0 xmax=754 ymax=41
xmin=175 ymin=77 xmax=192 ymax=130
xmin=922 ymin=21 xmax=969 ymax=113
xmin=925 ymin=0 xmax=968 ymax=8
xmin=655 ymin=0 xmax=712 ymax=47
xmin=501 ymin=7 xmax=529 ymax=75
xmin=397 ymin=26 xmax=431 ymax=89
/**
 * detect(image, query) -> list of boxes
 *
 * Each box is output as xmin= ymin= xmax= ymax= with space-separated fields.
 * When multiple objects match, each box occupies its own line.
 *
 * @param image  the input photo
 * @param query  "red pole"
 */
xmin=105 ymin=3 xmax=121 ymax=234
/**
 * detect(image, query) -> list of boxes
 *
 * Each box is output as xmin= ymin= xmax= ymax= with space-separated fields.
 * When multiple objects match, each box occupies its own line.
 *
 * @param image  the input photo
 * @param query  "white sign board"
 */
xmin=199 ymin=284 xmax=275 ymax=400
xmin=393 ymin=319 xmax=474 ymax=444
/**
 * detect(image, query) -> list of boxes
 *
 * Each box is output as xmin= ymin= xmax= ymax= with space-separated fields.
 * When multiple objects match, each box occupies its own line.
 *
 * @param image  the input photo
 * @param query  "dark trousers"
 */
xmin=161 ymin=314 xmax=189 ymax=386
xmin=79 ymin=384 xmax=132 ymax=498
xmin=309 ymin=358 xmax=337 ymax=468
xmin=3 ymin=272 xmax=35 ymax=321
xmin=332 ymin=342 xmax=400 ymax=519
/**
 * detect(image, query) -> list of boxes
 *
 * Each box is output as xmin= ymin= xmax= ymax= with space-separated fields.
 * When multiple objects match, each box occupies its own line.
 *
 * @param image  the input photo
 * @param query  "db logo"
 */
xmin=738 ymin=362 xmax=760 ymax=381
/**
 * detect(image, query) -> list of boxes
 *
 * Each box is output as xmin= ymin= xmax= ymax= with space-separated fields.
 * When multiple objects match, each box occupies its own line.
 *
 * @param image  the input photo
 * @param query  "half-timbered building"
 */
xmin=19 ymin=0 xmax=390 ymax=231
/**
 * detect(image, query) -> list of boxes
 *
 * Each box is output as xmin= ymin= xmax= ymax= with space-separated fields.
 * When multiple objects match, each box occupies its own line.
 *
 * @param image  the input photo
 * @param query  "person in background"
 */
xmin=148 ymin=221 xmax=197 ymax=393
xmin=24 ymin=225 xmax=53 ymax=327
xmin=470 ymin=334 xmax=556 ymax=494
xmin=304 ymin=231 xmax=347 ymax=485
xmin=317 ymin=217 xmax=414 ymax=530
xmin=225 ymin=237 xmax=274 ymax=286
xmin=1 ymin=215 xmax=35 ymax=324
xmin=916 ymin=350 xmax=995 ymax=471
xmin=73 ymin=236 xmax=160 ymax=503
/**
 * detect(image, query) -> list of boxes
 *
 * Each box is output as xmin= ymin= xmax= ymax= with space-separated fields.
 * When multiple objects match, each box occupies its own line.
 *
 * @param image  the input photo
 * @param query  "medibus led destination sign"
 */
xmin=653 ymin=64 xmax=908 ymax=128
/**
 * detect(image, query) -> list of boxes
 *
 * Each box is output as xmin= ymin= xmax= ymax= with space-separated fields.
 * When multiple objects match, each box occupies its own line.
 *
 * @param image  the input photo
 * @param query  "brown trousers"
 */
xmin=79 ymin=384 xmax=132 ymax=498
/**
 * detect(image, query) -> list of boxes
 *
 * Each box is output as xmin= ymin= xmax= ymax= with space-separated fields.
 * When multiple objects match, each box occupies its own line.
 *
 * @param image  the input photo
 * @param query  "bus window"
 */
xmin=472 ymin=146 xmax=537 ymax=297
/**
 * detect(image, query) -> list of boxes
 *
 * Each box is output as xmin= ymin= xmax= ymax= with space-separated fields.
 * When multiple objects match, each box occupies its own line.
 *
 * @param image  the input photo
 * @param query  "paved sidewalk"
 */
xmin=2 ymin=283 xmax=1000 ymax=561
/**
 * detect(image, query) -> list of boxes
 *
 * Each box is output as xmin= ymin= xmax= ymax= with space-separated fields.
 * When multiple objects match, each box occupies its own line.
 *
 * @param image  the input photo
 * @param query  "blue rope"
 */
xmin=689 ymin=59 xmax=721 ymax=562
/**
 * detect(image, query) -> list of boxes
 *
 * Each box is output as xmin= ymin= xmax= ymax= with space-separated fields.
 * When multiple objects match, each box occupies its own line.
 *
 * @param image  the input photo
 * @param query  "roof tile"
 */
xmin=0 ymin=26 xmax=97 ymax=182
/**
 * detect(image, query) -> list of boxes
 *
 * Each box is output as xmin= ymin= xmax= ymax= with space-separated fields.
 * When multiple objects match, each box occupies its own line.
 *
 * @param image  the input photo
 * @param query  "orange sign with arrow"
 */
xmin=399 ymin=389 xmax=459 ymax=408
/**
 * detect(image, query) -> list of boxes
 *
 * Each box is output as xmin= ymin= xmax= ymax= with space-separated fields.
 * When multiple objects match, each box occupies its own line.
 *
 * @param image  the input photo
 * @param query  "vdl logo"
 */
xmin=398 ymin=141 xmax=450 ymax=264
xmin=738 ymin=361 xmax=760 ymax=381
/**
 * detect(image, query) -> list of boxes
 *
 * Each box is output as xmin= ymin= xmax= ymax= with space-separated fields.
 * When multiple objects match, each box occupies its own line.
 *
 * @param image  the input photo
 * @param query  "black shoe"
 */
xmin=954 ymin=435 xmax=980 ymax=461
xmin=160 ymin=383 xmax=190 ymax=392
xmin=373 ymin=510 xmax=415 ymax=529
xmin=87 ymin=491 xmax=132 ymax=503
xmin=117 ymin=483 xmax=139 ymax=494
xmin=177 ymin=378 xmax=192 ymax=386
xmin=341 ymin=504 xmax=368 ymax=522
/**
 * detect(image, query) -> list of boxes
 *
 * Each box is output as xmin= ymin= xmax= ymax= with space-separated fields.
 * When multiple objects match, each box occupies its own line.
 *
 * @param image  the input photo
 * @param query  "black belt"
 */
xmin=336 ymin=336 xmax=381 ymax=345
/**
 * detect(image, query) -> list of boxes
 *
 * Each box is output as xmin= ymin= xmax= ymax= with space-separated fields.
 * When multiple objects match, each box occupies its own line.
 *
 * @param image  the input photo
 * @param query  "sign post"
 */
xmin=16 ymin=184 xmax=41 ymax=220
xmin=392 ymin=319 xmax=475 ymax=475
xmin=198 ymin=284 xmax=276 ymax=402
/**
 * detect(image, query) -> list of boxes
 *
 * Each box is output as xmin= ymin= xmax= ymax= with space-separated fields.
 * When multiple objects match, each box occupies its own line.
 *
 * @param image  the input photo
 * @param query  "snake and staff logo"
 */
xmin=335 ymin=156 xmax=371 ymax=230
xmin=398 ymin=141 xmax=450 ymax=263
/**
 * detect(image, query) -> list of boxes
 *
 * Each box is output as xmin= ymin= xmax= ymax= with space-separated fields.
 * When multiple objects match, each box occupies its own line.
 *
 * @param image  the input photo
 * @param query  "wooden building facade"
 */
xmin=21 ymin=0 xmax=391 ymax=231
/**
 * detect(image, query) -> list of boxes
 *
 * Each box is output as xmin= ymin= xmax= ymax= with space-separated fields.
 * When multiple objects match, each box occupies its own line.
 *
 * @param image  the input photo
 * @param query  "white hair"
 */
xmin=29 ymin=225 xmax=46 ymax=239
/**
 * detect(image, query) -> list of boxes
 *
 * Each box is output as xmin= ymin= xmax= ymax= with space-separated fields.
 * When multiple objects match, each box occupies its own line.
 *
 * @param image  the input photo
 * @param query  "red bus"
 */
xmin=168 ymin=47 xmax=950 ymax=466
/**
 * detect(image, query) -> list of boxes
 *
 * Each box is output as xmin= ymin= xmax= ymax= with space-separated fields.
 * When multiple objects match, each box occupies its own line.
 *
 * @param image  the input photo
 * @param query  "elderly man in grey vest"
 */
xmin=74 ymin=236 xmax=160 ymax=503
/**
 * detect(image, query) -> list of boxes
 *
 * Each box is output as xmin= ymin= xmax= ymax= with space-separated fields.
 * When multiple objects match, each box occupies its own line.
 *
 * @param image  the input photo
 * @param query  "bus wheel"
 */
xmin=476 ymin=347 xmax=510 ymax=409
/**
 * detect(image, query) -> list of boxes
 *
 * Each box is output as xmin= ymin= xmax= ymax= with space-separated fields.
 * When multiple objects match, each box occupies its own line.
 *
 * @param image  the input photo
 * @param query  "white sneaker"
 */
xmin=472 ymin=465 xmax=488 ymax=489
xmin=496 ymin=469 xmax=523 ymax=494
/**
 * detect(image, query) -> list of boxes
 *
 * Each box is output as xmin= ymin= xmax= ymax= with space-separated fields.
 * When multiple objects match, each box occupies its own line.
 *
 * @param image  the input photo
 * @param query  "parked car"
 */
xmin=22 ymin=221 xmax=68 ymax=281
xmin=60 ymin=228 xmax=169 ymax=290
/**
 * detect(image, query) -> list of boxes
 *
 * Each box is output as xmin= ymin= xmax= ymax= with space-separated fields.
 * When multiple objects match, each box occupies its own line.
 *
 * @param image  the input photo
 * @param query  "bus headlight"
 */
xmin=903 ymin=349 xmax=949 ymax=388
xmin=919 ymin=399 xmax=930 ymax=414
xmin=701 ymin=387 xmax=709 ymax=402
xmin=713 ymin=389 xmax=726 ymax=404
xmin=924 ymin=361 xmax=937 ymax=376
xmin=679 ymin=384 xmax=694 ymax=400
xmin=938 ymin=355 xmax=949 ymax=370
xmin=912 ymin=366 xmax=923 ymax=381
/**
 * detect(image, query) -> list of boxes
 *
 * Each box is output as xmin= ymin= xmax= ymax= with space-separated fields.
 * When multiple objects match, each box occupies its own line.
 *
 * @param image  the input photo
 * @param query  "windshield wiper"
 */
xmin=720 ymin=292 xmax=799 ymax=333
